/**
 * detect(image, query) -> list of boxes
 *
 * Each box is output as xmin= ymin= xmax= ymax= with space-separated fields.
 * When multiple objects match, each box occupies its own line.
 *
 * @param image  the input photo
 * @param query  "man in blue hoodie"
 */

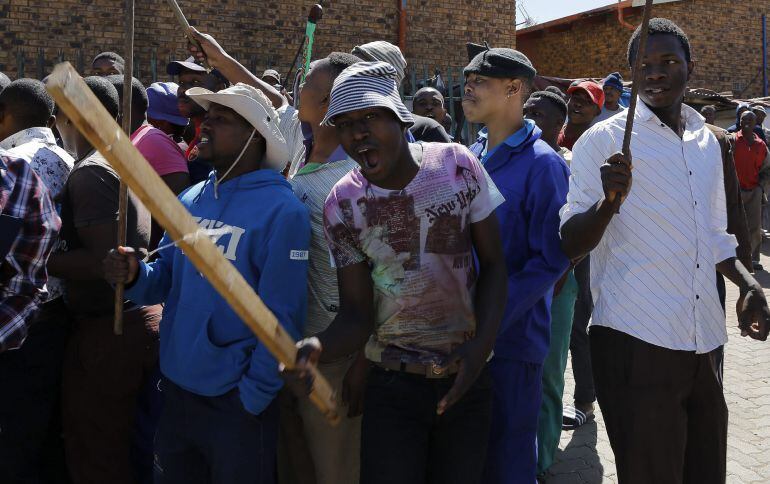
xmin=103 ymin=83 xmax=310 ymax=484
xmin=462 ymin=47 xmax=571 ymax=483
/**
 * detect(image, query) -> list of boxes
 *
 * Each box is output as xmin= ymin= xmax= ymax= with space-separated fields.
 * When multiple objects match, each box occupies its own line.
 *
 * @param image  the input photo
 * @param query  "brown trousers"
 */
xmin=590 ymin=326 xmax=727 ymax=484
xmin=741 ymin=187 xmax=763 ymax=262
xmin=62 ymin=305 xmax=161 ymax=484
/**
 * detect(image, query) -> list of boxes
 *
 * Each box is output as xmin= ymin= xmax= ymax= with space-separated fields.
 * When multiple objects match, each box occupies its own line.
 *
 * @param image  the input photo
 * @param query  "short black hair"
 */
xmin=106 ymin=75 xmax=148 ymax=115
xmin=0 ymin=78 xmax=54 ymax=128
xmin=701 ymin=105 xmax=716 ymax=113
xmin=322 ymin=52 xmax=362 ymax=79
xmin=0 ymin=72 xmax=11 ymax=92
xmin=544 ymin=85 xmax=567 ymax=100
xmin=84 ymin=76 xmax=120 ymax=119
xmin=93 ymin=51 xmax=125 ymax=71
xmin=627 ymin=18 xmax=691 ymax=66
xmin=527 ymin=90 xmax=567 ymax=119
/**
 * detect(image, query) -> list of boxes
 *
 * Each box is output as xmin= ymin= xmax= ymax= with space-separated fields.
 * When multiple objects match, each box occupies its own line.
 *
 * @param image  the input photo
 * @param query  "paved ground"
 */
xmin=543 ymin=242 xmax=770 ymax=484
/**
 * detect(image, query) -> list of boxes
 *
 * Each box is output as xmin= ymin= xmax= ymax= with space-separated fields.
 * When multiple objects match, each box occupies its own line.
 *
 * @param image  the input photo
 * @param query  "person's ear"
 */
xmin=686 ymin=60 xmax=695 ymax=81
xmin=506 ymin=79 xmax=523 ymax=98
xmin=47 ymin=115 xmax=56 ymax=130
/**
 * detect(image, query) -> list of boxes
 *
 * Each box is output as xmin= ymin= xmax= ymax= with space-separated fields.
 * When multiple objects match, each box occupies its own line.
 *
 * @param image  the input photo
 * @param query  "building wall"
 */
xmin=0 ymin=0 xmax=517 ymax=84
xmin=517 ymin=0 xmax=770 ymax=98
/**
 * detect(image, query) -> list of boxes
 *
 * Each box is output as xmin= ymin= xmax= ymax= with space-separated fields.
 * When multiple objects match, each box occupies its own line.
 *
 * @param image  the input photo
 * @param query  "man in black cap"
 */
xmin=463 ymin=46 xmax=571 ymax=484
xmin=167 ymin=57 xmax=229 ymax=184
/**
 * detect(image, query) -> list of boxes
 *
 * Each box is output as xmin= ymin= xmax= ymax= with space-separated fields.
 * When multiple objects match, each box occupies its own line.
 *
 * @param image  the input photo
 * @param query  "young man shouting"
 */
xmin=289 ymin=61 xmax=507 ymax=484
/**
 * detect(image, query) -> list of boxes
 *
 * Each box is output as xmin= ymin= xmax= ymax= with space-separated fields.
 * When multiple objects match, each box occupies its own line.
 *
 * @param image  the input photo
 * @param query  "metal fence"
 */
xmin=13 ymin=48 xmax=480 ymax=145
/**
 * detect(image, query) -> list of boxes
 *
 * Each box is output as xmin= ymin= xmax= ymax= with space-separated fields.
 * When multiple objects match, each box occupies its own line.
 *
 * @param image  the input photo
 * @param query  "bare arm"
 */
xmin=186 ymin=28 xmax=286 ymax=110
xmin=315 ymin=262 xmax=375 ymax=362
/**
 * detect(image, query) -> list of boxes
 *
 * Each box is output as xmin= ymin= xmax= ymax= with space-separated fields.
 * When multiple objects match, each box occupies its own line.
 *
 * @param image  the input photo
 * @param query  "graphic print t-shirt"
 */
xmin=323 ymin=142 xmax=504 ymax=364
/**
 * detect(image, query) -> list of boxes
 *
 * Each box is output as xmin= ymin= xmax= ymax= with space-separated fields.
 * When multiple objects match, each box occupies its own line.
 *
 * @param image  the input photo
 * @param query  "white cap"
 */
xmin=186 ymin=83 xmax=289 ymax=170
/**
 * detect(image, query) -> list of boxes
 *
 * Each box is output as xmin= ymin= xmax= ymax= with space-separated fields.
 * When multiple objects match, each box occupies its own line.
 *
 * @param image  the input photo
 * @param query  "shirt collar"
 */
xmin=0 ymin=127 xmax=57 ymax=150
xmin=479 ymin=119 xmax=536 ymax=161
xmin=635 ymin=101 xmax=706 ymax=135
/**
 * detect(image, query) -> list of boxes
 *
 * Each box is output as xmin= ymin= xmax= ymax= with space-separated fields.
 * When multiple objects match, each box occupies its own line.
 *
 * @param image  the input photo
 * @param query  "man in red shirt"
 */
xmin=734 ymin=110 xmax=770 ymax=270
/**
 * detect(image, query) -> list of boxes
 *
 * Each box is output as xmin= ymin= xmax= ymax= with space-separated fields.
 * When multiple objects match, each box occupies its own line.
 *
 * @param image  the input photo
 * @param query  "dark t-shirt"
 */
xmin=59 ymin=151 xmax=151 ymax=316
xmin=409 ymin=114 xmax=453 ymax=143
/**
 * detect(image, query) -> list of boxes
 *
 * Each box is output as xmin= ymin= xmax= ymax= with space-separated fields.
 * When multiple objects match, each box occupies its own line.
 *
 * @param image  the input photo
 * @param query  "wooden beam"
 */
xmin=46 ymin=62 xmax=339 ymax=424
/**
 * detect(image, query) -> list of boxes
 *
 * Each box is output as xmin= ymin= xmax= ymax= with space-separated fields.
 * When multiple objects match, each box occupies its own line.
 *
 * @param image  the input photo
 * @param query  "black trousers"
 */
xmin=154 ymin=379 xmax=279 ymax=484
xmin=570 ymin=256 xmax=595 ymax=404
xmin=591 ymin=326 xmax=727 ymax=484
xmin=360 ymin=365 xmax=493 ymax=484
xmin=0 ymin=298 xmax=71 ymax=484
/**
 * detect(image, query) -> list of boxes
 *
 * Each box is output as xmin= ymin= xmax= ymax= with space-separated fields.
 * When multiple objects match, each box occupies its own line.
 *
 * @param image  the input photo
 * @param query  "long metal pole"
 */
xmin=114 ymin=0 xmax=134 ymax=335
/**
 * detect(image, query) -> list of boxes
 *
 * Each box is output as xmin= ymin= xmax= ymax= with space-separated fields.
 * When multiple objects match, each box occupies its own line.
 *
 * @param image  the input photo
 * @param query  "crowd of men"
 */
xmin=1 ymin=16 xmax=769 ymax=484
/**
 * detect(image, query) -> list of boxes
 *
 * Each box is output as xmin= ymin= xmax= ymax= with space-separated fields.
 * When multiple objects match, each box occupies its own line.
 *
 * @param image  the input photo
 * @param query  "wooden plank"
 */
xmin=46 ymin=62 xmax=339 ymax=423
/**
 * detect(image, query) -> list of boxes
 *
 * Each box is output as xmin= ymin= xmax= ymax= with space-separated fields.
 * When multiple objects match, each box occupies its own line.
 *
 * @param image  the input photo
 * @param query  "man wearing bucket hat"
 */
xmin=462 ymin=45 xmax=571 ymax=483
xmin=286 ymin=61 xmax=508 ymax=483
xmin=103 ymin=83 xmax=310 ymax=484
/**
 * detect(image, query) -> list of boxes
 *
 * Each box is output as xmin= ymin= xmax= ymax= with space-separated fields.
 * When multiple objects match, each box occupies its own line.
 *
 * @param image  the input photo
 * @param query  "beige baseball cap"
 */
xmin=186 ymin=83 xmax=289 ymax=170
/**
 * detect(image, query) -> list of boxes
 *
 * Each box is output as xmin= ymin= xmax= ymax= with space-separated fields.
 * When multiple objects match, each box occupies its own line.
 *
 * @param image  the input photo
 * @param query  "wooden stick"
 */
xmin=114 ymin=0 xmax=135 ymax=336
xmin=165 ymin=0 xmax=209 ymax=69
xmin=611 ymin=0 xmax=654 ymax=213
xmin=47 ymin=62 xmax=339 ymax=424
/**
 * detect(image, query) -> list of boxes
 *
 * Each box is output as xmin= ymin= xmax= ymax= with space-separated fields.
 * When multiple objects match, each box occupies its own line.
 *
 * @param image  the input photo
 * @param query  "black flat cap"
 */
xmin=463 ymin=47 xmax=536 ymax=80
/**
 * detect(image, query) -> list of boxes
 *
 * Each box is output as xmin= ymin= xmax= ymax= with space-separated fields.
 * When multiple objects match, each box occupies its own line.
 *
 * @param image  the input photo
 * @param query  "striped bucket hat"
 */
xmin=321 ymin=61 xmax=414 ymax=127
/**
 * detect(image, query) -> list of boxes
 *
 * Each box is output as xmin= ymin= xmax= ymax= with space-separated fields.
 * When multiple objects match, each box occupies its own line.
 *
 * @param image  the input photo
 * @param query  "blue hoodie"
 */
xmin=470 ymin=122 xmax=570 ymax=364
xmin=125 ymin=169 xmax=310 ymax=415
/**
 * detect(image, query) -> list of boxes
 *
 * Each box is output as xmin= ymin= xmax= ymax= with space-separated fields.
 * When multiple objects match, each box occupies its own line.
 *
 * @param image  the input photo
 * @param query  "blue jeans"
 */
xmin=360 ymin=365 xmax=493 ymax=484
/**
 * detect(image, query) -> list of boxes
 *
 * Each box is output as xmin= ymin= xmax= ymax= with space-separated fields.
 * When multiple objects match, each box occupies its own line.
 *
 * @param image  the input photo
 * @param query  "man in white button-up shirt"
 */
xmin=560 ymin=18 xmax=770 ymax=484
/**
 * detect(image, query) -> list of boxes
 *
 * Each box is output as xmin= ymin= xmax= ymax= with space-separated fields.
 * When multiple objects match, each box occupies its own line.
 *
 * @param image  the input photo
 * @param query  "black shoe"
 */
xmin=753 ymin=262 xmax=764 ymax=271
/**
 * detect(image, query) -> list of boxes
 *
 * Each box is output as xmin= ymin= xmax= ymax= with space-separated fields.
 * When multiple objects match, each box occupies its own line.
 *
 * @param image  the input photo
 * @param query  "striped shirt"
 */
xmin=291 ymin=158 xmax=358 ymax=337
xmin=560 ymin=101 xmax=737 ymax=354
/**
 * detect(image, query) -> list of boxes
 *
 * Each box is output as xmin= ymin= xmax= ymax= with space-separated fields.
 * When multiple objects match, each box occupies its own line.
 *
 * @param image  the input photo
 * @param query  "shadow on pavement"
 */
xmin=545 ymin=421 xmax=604 ymax=483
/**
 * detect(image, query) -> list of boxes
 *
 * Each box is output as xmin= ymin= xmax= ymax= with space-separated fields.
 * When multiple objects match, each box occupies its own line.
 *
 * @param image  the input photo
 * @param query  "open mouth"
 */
xmin=199 ymin=134 xmax=211 ymax=146
xmin=646 ymin=87 xmax=668 ymax=95
xmin=357 ymin=147 xmax=380 ymax=171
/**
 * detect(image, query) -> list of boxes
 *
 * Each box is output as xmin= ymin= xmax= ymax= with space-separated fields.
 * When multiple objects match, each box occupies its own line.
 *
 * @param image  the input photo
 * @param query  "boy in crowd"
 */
xmin=412 ymin=86 xmax=453 ymax=133
xmin=462 ymin=47 xmax=570 ymax=483
xmin=279 ymin=52 xmax=363 ymax=484
xmin=147 ymin=81 xmax=190 ymax=149
xmin=593 ymin=72 xmax=626 ymax=125
xmin=92 ymin=51 xmax=125 ymax=76
xmin=289 ymin=61 xmax=507 ymax=484
xmin=166 ymin=57 xmax=229 ymax=183
xmin=558 ymin=80 xmax=604 ymax=150
xmin=0 ymin=79 xmax=74 ymax=481
xmin=522 ymin=89 xmax=579 ymax=476
xmin=47 ymin=76 xmax=161 ymax=484
xmin=103 ymin=83 xmax=310 ymax=484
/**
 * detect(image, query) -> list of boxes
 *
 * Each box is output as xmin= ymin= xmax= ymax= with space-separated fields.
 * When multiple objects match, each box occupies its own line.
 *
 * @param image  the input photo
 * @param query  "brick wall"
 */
xmin=0 ymin=0 xmax=517 ymax=85
xmin=517 ymin=0 xmax=770 ymax=98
